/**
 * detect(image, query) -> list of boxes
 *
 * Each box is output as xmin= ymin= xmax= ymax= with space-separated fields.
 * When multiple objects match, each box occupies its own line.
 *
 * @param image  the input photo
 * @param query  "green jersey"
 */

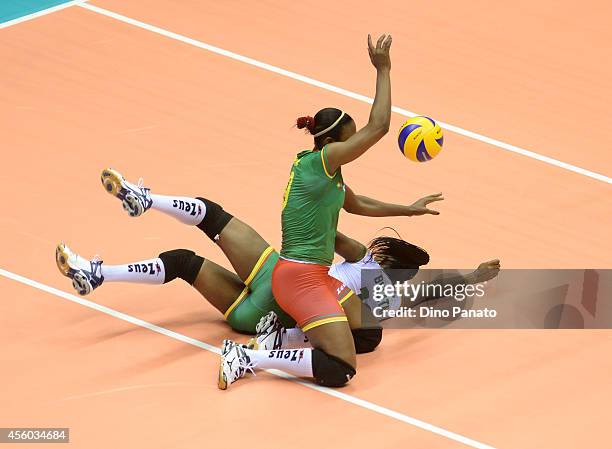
xmin=280 ymin=147 xmax=346 ymax=265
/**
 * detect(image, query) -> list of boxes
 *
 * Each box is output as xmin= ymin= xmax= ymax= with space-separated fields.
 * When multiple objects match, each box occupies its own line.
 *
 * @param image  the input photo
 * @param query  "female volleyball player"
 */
xmin=251 ymin=235 xmax=500 ymax=354
xmin=217 ymin=33 xmax=410 ymax=389
xmin=218 ymin=32 xmax=499 ymax=389
xmin=55 ymin=168 xmax=442 ymax=341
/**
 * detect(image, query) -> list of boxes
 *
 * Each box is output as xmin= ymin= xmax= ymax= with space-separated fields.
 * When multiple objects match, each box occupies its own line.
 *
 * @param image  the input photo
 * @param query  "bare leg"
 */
xmin=342 ymin=295 xmax=381 ymax=330
xmin=137 ymin=185 xmax=272 ymax=284
xmin=231 ymin=320 xmax=357 ymax=388
xmin=192 ymin=259 xmax=245 ymax=315
xmin=304 ymin=321 xmax=357 ymax=369
xmin=216 ymin=217 xmax=271 ymax=282
xmin=342 ymin=296 xmax=363 ymax=329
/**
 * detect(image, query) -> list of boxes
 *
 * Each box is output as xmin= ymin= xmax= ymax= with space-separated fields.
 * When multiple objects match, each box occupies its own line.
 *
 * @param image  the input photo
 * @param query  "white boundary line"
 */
xmin=0 ymin=0 xmax=85 ymax=29
xmin=0 ymin=267 xmax=497 ymax=449
xmin=0 ymin=4 xmax=584 ymax=445
xmin=2 ymin=1 xmax=609 ymax=184
xmin=73 ymin=2 xmax=610 ymax=185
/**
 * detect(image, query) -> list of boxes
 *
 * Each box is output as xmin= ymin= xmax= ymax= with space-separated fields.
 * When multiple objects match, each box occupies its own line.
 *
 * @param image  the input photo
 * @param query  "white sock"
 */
xmin=245 ymin=348 xmax=313 ymax=377
xmin=149 ymin=194 xmax=206 ymax=226
xmin=282 ymin=328 xmax=310 ymax=348
xmin=101 ymin=258 xmax=165 ymax=284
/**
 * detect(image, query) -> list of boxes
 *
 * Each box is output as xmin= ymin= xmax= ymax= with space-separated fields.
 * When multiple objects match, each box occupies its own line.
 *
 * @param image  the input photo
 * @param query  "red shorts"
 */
xmin=271 ymin=259 xmax=354 ymax=331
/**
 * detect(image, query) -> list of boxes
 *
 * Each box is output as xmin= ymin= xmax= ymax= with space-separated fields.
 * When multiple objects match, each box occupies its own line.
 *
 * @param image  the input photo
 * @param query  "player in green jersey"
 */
xmin=54 ymin=169 xmax=495 ymax=392
xmin=55 ymin=168 xmax=442 ymax=340
xmin=218 ymin=34 xmax=449 ymax=390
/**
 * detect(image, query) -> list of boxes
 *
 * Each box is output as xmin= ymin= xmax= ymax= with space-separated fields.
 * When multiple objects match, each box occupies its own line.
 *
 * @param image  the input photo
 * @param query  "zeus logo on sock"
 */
xmin=172 ymin=200 xmax=201 ymax=217
xmin=268 ymin=350 xmax=302 ymax=362
xmin=127 ymin=263 xmax=159 ymax=275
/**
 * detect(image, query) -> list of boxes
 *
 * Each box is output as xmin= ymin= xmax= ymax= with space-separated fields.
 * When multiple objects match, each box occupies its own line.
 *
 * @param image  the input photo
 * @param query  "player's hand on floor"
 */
xmin=408 ymin=192 xmax=444 ymax=215
xmin=472 ymin=259 xmax=501 ymax=283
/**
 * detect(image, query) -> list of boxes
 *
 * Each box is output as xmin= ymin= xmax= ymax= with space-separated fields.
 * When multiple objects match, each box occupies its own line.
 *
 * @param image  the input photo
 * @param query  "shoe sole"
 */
xmin=55 ymin=243 xmax=71 ymax=277
xmin=122 ymin=193 xmax=143 ymax=217
xmin=72 ymin=272 xmax=92 ymax=296
xmin=100 ymin=168 xmax=124 ymax=198
xmin=252 ymin=312 xmax=283 ymax=350
xmin=255 ymin=312 xmax=276 ymax=334
xmin=218 ymin=355 xmax=228 ymax=390
xmin=101 ymin=168 xmax=144 ymax=217
xmin=55 ymin=244 xmax=92 ymax=295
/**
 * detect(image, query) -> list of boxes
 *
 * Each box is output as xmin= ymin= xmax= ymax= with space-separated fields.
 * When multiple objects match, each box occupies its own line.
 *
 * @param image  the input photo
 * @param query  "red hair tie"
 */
xmin=296 ymin=116 xmax=316 ymax=134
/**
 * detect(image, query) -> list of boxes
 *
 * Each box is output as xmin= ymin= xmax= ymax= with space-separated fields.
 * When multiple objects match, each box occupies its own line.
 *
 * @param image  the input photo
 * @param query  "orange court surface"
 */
xmin=1 ymin=1 xmax=611 ymax=448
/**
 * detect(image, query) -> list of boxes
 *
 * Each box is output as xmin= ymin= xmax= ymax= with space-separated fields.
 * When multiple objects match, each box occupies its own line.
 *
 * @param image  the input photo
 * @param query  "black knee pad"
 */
xmin=352 ymin=328 xmax=383 ymax=354
xmin=312 ymin=349 xmax=356 ymax=387
xmin=158 ymin=249 xmax=204 ymax=285
xmin=195 ymin=197 xmax=233 ymax=242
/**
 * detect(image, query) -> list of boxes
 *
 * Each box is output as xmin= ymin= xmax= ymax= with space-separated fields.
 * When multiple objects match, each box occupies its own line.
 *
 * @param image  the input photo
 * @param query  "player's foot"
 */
xmin=100 ymin=168 xmax=152 ymax=217
xmin=55 ymin=243 xmax=104 ymax=295
xmin=247 ymin=311 xmax=285 ymax=350
xmin=218 ymin=339 xmax=254 ymax=390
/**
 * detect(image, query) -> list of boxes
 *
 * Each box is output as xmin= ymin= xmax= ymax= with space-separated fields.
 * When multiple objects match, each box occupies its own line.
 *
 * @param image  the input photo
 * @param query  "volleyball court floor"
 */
xmin=1 ymin=1 xmax=611 ymax=448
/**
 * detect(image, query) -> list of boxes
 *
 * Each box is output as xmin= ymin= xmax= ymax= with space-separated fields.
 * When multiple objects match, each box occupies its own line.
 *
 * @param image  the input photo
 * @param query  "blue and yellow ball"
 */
xmin=397 ymin=116 xmax=444 ymax=162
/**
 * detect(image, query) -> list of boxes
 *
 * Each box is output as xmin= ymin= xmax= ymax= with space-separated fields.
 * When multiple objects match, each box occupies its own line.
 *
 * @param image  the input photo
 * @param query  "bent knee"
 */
xmin=158 ymin=249 xmax=204 ymax=285
xmin=312 ymin=349 xmax=356 ymax=387
xmin=352 ymin=328 xmax=383 ymax=354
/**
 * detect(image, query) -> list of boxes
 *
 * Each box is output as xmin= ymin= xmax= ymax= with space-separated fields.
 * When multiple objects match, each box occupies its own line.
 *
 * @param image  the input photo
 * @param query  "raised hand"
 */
xmin=368 ymin=34 xmax=392 ymax=71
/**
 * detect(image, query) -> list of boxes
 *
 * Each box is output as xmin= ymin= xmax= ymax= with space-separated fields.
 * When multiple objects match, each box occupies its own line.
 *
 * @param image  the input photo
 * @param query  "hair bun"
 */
xmin=296 ymin=116 xmax=316 ymax=134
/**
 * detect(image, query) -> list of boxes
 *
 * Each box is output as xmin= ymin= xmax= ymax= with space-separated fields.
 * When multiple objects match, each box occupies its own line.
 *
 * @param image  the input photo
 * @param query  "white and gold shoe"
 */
xmin=100 ymin=168 xmax=152 ymax=217
xmin=218 ymin=340 xmax=254 ymax=390
xmin=247 ymin=311 xmax=284 ymax=350
xmin=55 ymin=243 xmax=104 ymax=296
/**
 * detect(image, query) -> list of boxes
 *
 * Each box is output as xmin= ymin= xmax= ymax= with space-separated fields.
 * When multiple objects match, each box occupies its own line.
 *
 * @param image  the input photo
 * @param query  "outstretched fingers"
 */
xmin=424 ymin=192 xmax=444 ymax=204
xmin=383 ymin=34 xmax=392 ymax=50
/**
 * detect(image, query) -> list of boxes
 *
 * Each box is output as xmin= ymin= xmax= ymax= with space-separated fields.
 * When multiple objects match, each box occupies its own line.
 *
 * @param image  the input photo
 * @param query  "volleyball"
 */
xmin=397 ymin=116 xmax=444 ymax=162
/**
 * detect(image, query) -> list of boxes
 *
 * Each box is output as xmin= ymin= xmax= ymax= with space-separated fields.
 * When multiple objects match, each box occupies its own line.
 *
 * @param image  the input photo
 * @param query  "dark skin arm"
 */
xmin=405 ymin=260 xmax=501 ymax=308
xmin=335 ymin=231 xmax=368 ymax=263
xmin=343 ymin=185 xmax=444 ymax=217
xmin=325 ymin=34 xmax=392 ymax=174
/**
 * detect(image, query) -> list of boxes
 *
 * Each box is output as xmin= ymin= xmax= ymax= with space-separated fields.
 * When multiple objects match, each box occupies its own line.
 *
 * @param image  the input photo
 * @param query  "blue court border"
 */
xmin=0 ymin=0 xmax=72 ymax=24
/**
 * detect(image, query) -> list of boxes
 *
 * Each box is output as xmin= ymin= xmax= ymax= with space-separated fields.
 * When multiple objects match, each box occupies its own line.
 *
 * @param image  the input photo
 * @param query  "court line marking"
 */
xmin=73 ymin=2 xmax=610 ymax=185
xmin=0 ymin=0 xmax=86 ymax=29
xmin=2 ymin=0 xmax=609 ymax=186
xmin=0 ymin=267 xmax=497 ymax=449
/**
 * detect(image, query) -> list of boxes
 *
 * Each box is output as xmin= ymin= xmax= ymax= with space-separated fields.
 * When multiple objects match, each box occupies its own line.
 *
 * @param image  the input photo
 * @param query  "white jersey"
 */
xmin=328 ymin=252 xmax=402 ymax=313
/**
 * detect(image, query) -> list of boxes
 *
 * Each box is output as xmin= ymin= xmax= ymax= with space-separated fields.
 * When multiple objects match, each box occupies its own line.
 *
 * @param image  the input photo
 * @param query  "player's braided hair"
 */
xmin=367 ymin=229 xmax=430 ymax=270
xmin=296 ymin=108 xmax=354 ymax=148
xmin=367 ymin=232 xmax=430 ymax=283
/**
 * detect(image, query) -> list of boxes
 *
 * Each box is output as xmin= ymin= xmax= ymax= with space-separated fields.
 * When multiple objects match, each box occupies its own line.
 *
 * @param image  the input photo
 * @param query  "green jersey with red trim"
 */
xmin=280 ymin=147 xmax=345 ymax=265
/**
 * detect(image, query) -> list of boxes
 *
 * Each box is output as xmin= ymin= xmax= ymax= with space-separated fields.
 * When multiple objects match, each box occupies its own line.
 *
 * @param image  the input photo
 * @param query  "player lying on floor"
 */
xmin=55 ymin=168 xmax=498 ymax=362
xmin=335 ymin=233 xmax=500 ymax=320
xmin=247 ymin=235 xmax=500 ymax=353
xmin=56 ymin=168 xmax=448 ymax=354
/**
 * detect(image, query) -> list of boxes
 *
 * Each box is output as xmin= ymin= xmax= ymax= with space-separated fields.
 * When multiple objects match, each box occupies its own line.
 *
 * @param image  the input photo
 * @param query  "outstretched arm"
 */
xmin=406 ymin=260 xmax=501 ymax=308
xmin=343 ymin=185 xmax=444 ymax=217
xmin=325 ymin=34 xmax=392 ymax=174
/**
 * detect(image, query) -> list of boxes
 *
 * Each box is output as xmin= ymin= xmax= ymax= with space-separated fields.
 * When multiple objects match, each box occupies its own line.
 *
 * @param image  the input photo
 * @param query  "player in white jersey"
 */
xmin=330 ymin=236 xmax=499 ymax=317
xmin=251 ymin=233 xmax=500 ymax=352
xmin=329 ymin=248 xmax=402 ymax=313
